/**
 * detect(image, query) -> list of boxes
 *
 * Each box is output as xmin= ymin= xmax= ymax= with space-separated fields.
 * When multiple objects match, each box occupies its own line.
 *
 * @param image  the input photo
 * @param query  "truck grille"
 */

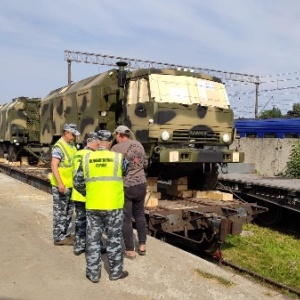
xmin=172 ymin=130 xmax=220 ymax=142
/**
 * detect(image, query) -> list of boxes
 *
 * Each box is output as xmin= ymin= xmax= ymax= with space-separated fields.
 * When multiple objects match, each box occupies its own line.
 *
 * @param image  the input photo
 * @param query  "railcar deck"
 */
xmin=217 ymin=173 xmax=300 ymax=224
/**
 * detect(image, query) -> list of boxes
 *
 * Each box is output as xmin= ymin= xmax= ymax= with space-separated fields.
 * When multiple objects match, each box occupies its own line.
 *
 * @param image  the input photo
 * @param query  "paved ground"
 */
xmin=0 ymin=172 xmax=292 ymax=300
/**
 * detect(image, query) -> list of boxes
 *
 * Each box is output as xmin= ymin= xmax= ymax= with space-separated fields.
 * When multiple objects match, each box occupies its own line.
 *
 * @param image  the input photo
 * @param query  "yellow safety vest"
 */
xmin=49 ymin=138 xmax=77 ymax=188
xmin=82 ymin=150 xmax=124 ymax=210
xmin=71 ymin=148 xmax=91 ymax=202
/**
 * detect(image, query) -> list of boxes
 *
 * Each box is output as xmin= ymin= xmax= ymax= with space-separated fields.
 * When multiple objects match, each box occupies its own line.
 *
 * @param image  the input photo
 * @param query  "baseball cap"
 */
xmin=97 ymin=130 xmax=113 ymax=141
xmin=113 ymin=125 xmax=130 ymax=134
xmin=63 ymin=123 xmax=80 ymax=136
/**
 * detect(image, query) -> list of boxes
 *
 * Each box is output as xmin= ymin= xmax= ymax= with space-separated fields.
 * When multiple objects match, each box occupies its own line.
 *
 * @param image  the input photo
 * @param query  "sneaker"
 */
xmin=86 ymin=274 xmax=99 ymax=283
xmin=54 ymin=237 xmax=74 ymax=246
xmin=109 ymin=271 xmax=129 ymax=281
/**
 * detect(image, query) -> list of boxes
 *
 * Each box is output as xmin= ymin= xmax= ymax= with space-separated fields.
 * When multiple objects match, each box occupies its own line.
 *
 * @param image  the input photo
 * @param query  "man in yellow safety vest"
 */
xmin=73 ymin=130 xmax=129 ymax=283
xmin=49 ymin=123 xmax=80 ymax=245
xmin=71 ymin=131 xmax=102 ymax=255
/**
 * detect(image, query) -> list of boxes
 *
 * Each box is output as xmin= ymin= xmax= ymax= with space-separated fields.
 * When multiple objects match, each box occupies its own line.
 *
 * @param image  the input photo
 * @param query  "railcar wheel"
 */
xmin=8 ymin=145 xmax=18 ymax=162
xmin=256 ymin=203 xmax=283 ymax=226
xmin=198 ymin=239 xmax=220 ymax=256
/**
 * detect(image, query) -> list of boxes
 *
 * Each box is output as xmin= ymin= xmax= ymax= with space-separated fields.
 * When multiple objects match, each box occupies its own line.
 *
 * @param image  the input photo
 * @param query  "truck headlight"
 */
xmin=222 ymin=133 xmax=230 ymax=143
xmin=161 ymin=130 xmax=170 ymax=141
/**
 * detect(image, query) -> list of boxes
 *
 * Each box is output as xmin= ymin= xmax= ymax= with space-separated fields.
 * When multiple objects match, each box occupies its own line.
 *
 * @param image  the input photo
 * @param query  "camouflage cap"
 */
xmin=63 ymin=123 xmax=80 ymax=136
xmin=113 ymin=125 xmax=130 ymax=134
xmin=97 ymin=130 xmax=113 ymax=141
xmin=87 ymin=131 xmax=99 ymax=140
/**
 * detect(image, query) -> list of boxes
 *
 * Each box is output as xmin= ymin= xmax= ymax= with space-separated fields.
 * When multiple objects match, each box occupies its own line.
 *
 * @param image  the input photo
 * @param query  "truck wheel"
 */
xmin=0 ymin=143 xmax=4 ymax=158
xmin=8 ymin=145 xmax=18 ymax=162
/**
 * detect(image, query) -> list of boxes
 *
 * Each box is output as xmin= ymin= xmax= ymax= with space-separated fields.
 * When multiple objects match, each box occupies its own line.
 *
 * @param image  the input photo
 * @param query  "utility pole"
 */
xmin=255 ymin=83 xmax=260 ymax=118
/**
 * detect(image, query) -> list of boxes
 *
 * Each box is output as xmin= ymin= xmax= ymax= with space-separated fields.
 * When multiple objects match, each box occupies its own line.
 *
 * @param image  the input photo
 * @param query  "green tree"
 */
xmin=259 ymin=107 xmax=282 ymax=119
xmin=287 ymin=103 xmax=300 ymax=116
xmin=283 ymin=141 xmax=300 ymax=178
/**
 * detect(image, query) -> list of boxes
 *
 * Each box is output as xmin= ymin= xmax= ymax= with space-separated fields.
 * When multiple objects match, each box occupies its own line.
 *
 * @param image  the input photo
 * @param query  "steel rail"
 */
xmin=221 ymin=259 xmax=300 ymax=298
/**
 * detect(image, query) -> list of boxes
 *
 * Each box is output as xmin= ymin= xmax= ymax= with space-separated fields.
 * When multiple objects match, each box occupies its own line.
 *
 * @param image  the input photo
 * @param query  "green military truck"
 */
xmin=0 ymin=97 xmax=41 ymax=163
xmin=40 ymin=63 xmax=243 ymax=188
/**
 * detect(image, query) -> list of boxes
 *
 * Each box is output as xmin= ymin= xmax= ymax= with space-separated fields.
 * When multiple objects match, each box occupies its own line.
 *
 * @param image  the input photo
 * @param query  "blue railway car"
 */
xmin=235 ymin=118 xmax=300 ymax=138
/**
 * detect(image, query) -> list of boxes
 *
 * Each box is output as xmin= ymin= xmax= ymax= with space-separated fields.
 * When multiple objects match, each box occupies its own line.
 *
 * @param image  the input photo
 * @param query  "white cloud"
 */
xmin=1 ymin=0 xmax=300 ymax=115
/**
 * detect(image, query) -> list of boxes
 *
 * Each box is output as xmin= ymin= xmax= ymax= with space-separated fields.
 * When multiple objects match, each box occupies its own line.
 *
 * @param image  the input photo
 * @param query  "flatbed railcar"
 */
xmin=0 ymin=163 xmax=267 ymax=256
xmin=218 ymin=173 xmax=300 ymax=226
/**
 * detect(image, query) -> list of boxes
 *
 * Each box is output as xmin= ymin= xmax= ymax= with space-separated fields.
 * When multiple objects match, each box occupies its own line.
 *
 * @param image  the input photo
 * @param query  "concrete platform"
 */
xmin=0 ymin=172 xmax=290 ymax=300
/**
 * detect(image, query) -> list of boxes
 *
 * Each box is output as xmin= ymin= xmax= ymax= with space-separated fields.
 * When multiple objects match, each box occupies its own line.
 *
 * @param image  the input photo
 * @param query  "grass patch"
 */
xmin=194 ymin=269 xmax=234 ymax=287
xmin=222 ymin=223 xmax=300 ymax=291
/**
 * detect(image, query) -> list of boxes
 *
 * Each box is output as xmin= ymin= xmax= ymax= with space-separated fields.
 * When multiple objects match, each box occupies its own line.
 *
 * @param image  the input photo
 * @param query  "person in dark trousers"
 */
xmin=50 ymin=123 xmax=80 ymax=246
xmin=73 ymin=130 xmax=128 ymax=283
xmin=111 ymin=125 xmax=148 ymax=259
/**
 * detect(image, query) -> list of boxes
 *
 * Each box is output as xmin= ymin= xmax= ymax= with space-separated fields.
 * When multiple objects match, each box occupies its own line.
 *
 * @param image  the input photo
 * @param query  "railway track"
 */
xmin=220 ymin=260 xmax=300 ymax=298
xmin=1 ymin=163 xmax=299 ymax=298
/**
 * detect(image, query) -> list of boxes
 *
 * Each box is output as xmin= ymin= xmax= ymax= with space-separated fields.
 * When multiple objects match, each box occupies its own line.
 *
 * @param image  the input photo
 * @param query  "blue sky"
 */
xmin=1 ymin=0 xmax=300 ymax=117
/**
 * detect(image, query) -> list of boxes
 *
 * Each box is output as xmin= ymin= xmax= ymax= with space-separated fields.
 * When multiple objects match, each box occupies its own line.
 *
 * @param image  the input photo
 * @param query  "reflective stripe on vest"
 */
xmin=49 ymin=138 xmax=77 ymax=188
xmin=83 ymin=150 xmax=124 ymax=210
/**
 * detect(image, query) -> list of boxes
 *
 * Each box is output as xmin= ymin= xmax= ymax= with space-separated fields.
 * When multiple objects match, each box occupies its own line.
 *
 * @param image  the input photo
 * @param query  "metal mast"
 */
xmin=64 ymin=50 xmax=260 ymax=84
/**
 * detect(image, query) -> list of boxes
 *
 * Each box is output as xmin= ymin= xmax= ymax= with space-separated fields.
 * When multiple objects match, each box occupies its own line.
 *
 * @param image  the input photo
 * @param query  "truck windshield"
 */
xmin=127 ymin=74 xmax=230 ymax=109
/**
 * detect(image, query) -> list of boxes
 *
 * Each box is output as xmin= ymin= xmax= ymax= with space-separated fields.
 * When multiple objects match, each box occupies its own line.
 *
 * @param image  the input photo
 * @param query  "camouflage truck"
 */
xmin=40 ymin=63 xmax=243 ymax=188
xmin=0 ymin=97 xmax=41 ymax=163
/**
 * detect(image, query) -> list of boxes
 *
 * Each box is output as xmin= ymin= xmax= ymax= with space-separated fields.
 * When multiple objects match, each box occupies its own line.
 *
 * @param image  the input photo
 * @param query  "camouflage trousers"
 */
xmin=52 ymin=187 xmax=74 ymax=242
xmin=74 ymin=201 xmax=86 ymax=252
xmin=86 ymin=209 xmax=124 ymax=281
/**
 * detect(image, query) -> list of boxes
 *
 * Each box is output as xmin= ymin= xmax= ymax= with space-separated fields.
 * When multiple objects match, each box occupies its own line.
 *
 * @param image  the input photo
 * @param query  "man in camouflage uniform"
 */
xmin=50 ymin=123 xmax=80 ymax=245
xmin=73 ymin=130 xmax=129 ymax=283
xmin=71 ymin=132 xmax=106 ymax=256
xmin=71 ymin=132 xmax=100 ymax=255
